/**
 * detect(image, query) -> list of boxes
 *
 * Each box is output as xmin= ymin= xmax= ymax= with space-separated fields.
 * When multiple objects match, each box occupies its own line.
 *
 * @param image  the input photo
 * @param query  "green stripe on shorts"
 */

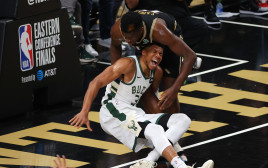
xmin=155 ymin=114 xmax=166 ymax=124
xmin=106 ymin=103 xmax=126 ymax=121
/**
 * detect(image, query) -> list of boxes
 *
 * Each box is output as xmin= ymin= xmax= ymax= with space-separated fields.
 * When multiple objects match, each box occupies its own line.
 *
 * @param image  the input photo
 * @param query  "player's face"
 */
xmin=144 ymin=45 xmax=163 ymax=70
xmin=122 ymin=28 xmax=143 ymax=45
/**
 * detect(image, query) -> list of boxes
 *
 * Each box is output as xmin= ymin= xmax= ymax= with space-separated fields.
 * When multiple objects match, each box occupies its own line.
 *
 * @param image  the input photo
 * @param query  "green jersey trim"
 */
xmin=121 ymin=57 xmax=137 ymax=85
xmin=137 ymin=55 xmax=150 ymax=79
xmin=155 ymin=113 xmax=166 ymax=124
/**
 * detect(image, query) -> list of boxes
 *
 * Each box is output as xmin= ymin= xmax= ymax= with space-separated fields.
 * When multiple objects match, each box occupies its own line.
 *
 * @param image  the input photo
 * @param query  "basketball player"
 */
xmin=110 ymin=10 xmax=194 ymax=163
xmin=69 ymin=44 xmax=214 ymax=168
xmin=110 ymin=10 xmax=196 ymax=115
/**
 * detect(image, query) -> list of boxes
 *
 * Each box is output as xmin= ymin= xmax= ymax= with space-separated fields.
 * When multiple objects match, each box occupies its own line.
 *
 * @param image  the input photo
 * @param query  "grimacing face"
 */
xmin=143 ymin=44 xmax=163 ymax=70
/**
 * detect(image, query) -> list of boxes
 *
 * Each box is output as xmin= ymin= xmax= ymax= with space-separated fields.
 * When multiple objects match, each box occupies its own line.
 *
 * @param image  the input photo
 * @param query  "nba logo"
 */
xmin=18 ymin=24 xmax=34 ymax=71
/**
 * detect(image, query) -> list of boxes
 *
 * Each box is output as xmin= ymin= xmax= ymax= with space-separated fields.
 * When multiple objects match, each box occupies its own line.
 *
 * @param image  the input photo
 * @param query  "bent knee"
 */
xmin=169 ymin=113 xmax=191 ymax=128
xmin=144 ymin=123 xmax=165 ymax=139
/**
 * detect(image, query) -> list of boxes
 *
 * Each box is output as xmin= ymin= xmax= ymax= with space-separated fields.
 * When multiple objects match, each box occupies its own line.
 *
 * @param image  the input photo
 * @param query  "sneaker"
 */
xmin=98 ymin=38 xmax=111 ymax=48
xmin=239 ymin=1 xmax=268 ymax=15
xmin=193 ymin=57 xmax=202 ymax=69
xmin=186 ymin=160 xmax=214 ymax=168
xmin=85 ymin=44 xmax=99 ymax=57
xmin=198 ymin=160 xmax=214 ymax=168
xmin=204 ymin=5 xmax=221 ymax=25
xmin=129 ymin=160 xmax=157 ymax=168
xmin=79 ymin=46 xmax=97 ymax=63
xmin=69 ymin=15 xmax=82 ymax=31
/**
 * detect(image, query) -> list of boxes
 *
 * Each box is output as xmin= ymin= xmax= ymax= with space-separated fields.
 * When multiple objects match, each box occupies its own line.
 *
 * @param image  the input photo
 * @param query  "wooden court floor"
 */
xmin=0 ymin=9 xmax=268 ymax=168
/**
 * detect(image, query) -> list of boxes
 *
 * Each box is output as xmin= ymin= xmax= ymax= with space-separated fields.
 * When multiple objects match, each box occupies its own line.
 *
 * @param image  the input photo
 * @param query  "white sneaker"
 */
xmin=85 ymin=44 xmax=98 ymax=57
xmin=98 ymin=38 xmax=111 ymax=48
xmin=130 ymin=160 xmax=157 ymax=168
xmin=193 ymin=57 xmax=202 ymax=69
xmin=186 ymin=160 xmax=214 ymax=168
xmin=198 ymin=160 xmax=214 ymax=168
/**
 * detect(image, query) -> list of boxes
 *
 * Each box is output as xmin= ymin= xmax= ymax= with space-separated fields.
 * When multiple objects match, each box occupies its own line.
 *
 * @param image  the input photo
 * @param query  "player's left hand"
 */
xmin=158 ymin=87 xmax=178 ymax=110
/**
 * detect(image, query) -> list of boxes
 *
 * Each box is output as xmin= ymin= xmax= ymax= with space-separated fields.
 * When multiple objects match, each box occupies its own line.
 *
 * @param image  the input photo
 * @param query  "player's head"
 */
xmin=141 ymin=44 xmax=163 ymax=70
xmin=120 ymin=11 xmax=143 ymax=45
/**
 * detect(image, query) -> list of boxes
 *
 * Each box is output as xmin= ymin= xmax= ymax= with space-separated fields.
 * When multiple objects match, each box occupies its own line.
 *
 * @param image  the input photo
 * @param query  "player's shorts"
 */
xmin=100 ymin=98 xmax=165 ymax=152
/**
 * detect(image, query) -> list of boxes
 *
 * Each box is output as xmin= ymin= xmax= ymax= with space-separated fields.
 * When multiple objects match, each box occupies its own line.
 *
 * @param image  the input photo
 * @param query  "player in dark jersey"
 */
xmin=110 ymin=10 xmax=196 ymax=114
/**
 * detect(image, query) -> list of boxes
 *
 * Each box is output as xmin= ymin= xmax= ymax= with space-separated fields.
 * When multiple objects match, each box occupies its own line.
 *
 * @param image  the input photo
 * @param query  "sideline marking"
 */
xmin=189 ymin=53 xmax=248 ymax=78
xmin=111 ymin=123 xmax=268 ymax=168
xmin=192 ymin=16 xmax=268 ymax=29
xmin=97 ymin=61 xmax=111 ymax=65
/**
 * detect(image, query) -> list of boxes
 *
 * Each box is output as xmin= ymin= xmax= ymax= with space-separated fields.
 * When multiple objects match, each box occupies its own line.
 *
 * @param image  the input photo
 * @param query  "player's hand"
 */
xmin=158 ymin=87 xmax=178 ymax=110
xmin=69 ymin=112 xmax=92 ymax=131
xmin=52 ymin=155 xmax=71 ymax=168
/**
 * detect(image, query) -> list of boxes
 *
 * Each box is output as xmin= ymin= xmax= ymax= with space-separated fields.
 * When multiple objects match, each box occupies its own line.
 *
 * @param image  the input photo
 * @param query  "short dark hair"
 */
xmin=121 ymin=11 xmax=143 ymax=33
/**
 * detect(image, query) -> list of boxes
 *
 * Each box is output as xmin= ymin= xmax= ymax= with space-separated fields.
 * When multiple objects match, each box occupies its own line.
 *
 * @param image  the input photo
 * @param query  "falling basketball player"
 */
xmin=69 ymin=44 xmax=214 ymax=168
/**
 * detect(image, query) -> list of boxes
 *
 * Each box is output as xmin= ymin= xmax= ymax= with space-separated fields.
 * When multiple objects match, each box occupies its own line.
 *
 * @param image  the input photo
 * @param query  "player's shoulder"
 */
xmin=114 ymin=57 xmax=135 ymax=68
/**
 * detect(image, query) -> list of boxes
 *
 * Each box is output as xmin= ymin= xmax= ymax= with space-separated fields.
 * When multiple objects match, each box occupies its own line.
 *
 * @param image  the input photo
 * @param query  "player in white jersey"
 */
xmin=69 ymin=44 xmax=214 ymax=168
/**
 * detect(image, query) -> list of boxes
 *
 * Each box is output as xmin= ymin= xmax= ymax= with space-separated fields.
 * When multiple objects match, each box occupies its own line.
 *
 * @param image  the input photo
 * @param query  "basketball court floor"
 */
xmin=0 ymin=5 xmax=268 ymax=168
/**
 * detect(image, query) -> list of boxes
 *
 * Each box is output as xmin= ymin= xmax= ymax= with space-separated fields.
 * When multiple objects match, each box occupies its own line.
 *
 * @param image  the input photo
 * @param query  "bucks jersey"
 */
xmin=132 ymin=10 xmax=179 ymax=51
xmin=102 ymin=55 xmax=154 ymax=107
xmin=100 ymin=55 xmax=164 ymax=152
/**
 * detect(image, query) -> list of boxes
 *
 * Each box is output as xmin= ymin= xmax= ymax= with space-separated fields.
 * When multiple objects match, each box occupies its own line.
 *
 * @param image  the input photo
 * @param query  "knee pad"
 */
xmin=144 ymin=123 xmax=171 ymax=155
xmin=144 ymin=123 xmax=165 ymax=140
xmin=167 ymin=113 xmax=191 ymax=129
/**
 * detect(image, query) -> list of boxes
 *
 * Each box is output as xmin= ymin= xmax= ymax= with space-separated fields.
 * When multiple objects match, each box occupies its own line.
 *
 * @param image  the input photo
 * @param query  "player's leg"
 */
xmin=143 ymin=123 xmax=187 ymax=168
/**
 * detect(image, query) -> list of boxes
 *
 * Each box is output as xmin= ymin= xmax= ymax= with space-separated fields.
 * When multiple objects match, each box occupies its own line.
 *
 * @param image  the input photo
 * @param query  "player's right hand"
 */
xmin=69 ymin=112 xmax=92 ymax=131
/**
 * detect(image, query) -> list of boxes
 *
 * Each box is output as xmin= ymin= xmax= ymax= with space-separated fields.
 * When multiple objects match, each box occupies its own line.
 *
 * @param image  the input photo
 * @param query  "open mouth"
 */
xmin=151 ymin=60 xmax=158 ymax=66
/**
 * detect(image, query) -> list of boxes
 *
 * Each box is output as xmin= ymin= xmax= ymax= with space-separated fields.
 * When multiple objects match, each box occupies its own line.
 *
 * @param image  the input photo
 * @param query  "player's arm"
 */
xmin=69 ymin=58 xmax=133 ymax=130
xmin=141 ymin=66 xmax=164 ymax=114
xmin=153 ymin=21 xmax=196 ymax=110
xmin=110 ymin=20 xmax=124 ymax=64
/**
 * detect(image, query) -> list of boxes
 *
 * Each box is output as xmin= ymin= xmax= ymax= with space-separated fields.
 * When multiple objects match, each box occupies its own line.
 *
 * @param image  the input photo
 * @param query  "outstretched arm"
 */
xmin=69 ymin=58 xmax=133 ymax=130
xmin=153 ymin=21 xmax=196 ymax=110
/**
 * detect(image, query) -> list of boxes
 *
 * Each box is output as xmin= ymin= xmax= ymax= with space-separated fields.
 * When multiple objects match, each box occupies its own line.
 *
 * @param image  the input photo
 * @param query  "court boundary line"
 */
xmin=111 ymin=123 xmax=268 ymax=168
xmin=192 ymin=16 xmax=268 ymax=29
xmin=189 ymin=53 xmax=248 ymax=78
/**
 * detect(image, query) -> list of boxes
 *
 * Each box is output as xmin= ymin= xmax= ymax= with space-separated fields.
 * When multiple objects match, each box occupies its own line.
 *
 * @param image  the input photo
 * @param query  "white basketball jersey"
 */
xmin=102 ymin=55 xmax=154 ymax=106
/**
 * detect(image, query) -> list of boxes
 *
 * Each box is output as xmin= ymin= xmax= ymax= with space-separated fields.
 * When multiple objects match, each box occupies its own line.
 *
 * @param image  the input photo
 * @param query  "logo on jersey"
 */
xmin=19 ymin=24 xmax=34 ymax=71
